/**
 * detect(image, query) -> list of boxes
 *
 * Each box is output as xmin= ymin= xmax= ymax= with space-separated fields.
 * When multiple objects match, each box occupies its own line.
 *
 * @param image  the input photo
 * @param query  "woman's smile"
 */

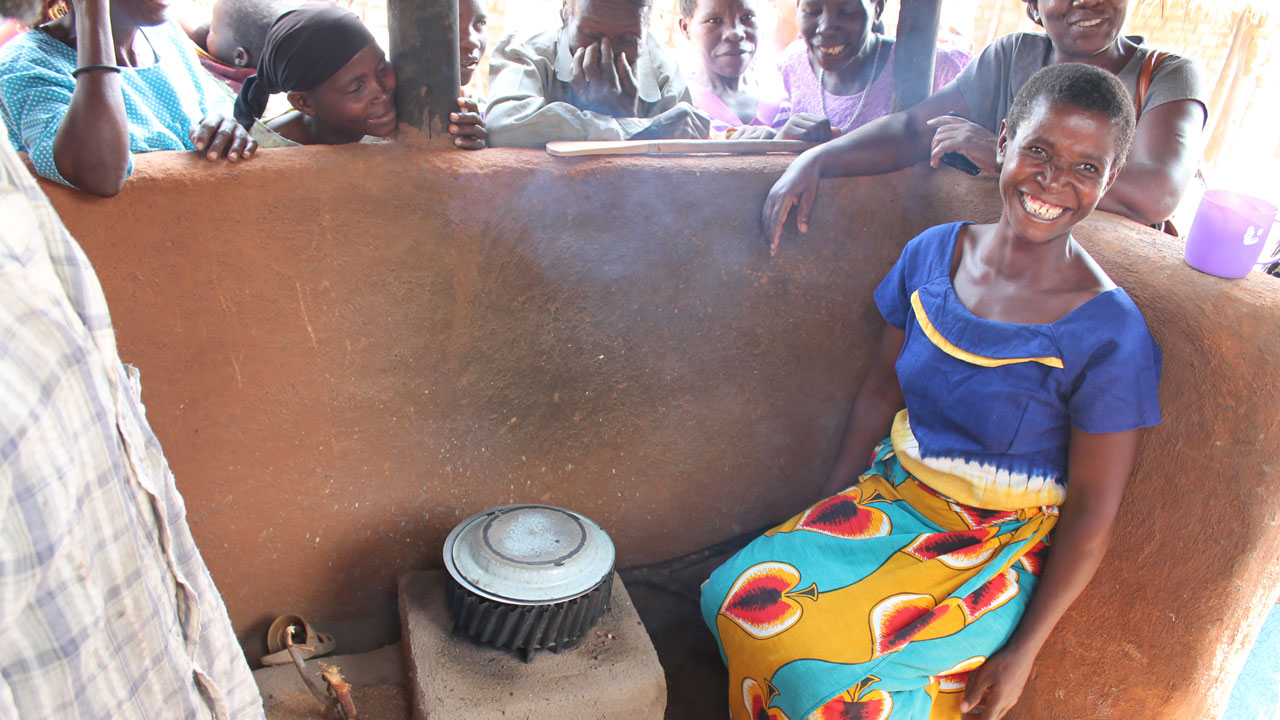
xmin=366 ymin=104 xmax=397 ymax=133
xmin=1064 ymin=11 xmax=1111 ymax=35
xmin=811 ymin=39 xmax=857 ymax=71
xmin=1017 ymin=191 xmax=1068 ymax=222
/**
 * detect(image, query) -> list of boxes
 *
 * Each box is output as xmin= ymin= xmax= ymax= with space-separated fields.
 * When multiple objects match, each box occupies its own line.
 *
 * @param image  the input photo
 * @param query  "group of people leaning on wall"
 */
xmin=0 ymin=0 xmax=1206 ymax=231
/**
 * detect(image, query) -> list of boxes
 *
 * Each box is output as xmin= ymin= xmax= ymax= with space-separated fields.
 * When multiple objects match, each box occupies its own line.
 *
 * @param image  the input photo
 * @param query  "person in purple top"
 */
xmin=678 ymin=0 xmax=795 ymax=138
xmin=776 ymin=0 xmax=969 ymax=136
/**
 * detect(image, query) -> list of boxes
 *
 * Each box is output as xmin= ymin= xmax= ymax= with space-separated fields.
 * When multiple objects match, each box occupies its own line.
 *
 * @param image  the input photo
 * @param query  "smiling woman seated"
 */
xmin=704 ymin=63 xmax=1160 ymax=720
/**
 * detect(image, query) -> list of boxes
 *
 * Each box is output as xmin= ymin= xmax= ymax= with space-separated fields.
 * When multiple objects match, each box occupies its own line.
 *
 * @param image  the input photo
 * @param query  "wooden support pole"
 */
xmin=388 ymin=0 xmax=460 ymax=146
xmin=890 ymin=0 xmax=942 ymax=113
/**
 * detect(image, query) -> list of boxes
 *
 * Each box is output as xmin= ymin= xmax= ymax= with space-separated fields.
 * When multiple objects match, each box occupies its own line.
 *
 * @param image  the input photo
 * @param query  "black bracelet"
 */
xmin=71 ymin=64 xmax=122 ymax=79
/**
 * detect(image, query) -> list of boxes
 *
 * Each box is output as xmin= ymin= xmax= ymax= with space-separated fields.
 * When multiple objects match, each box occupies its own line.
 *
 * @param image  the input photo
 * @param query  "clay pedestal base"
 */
xmin=398 ymin=570 xmax=666 ymax=719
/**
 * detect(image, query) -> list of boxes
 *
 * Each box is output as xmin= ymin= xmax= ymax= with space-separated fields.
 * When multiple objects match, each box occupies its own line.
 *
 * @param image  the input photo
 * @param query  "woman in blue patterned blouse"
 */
xmin=0 ymin=0 xmax=257 ymax=196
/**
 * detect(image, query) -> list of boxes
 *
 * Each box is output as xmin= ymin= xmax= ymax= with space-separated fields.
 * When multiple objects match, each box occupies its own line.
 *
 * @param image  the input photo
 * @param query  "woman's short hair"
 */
xmin=1005 ymin=63 xmax=1137 ymax=164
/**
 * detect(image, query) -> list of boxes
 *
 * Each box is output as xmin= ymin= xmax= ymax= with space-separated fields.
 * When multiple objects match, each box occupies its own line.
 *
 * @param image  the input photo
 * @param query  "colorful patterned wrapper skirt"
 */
xmin=700 ymin=440 xmax=1058 ymax=720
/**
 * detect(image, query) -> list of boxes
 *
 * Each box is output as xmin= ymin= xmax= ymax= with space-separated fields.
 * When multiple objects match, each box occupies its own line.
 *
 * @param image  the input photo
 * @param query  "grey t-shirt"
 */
xmin=951 ymin=32 xmax=1207 ymax=133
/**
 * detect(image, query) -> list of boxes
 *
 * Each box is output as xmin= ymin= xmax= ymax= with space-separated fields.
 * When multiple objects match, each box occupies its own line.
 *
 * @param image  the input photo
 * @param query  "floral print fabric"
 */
xmin=701 ymin=440 xmax=1056 ymax=720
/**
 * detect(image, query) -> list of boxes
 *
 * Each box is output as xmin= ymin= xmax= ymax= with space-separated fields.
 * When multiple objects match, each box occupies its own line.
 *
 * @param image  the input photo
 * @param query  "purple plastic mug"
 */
xmin=1184 ymin=189 xmax=1278 ymax=279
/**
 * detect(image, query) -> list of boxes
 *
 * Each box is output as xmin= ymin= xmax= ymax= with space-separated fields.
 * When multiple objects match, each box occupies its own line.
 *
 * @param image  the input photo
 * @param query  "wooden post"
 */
xmin=891 ymin=0 xmax=942 ymax=112
xmin=388 ymin=0 xmax=460 ymax=146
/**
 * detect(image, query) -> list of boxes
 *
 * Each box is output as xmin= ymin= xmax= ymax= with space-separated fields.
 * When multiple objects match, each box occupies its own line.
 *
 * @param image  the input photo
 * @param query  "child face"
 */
xmin=296 ymin=43 xmax=398 ymax=140
xmin=205 ymin=0 xmax=244 ymax=67
xmin=459 ymin=0 xmax=488 ymax=86
xmin=797 ymin=0 xmax=879 ymax=74
xmin=682 ymin=0 xmax=758 ymax=80
xmin=563 ymin=0 xmax=646 ymax=66
xmin=996 ymin=97 xmax=1122 ymax=243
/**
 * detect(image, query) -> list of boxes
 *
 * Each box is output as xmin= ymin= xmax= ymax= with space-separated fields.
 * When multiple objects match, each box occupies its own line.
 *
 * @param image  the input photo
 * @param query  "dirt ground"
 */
xmin=255 ymin=644 xmax=410 ymax=720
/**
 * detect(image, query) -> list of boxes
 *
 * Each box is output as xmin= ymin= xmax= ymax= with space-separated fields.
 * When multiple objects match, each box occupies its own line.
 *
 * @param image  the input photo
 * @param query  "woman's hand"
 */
xmin=631 ymin=103 xmax=710 ymax=140
xmin=728 ymin=125 xmax=775 ymax=140
xmin=957 ymin=429 xmax=1140 ymax=719
xmin=569 ymin=37 xmax=639 ymax=118
xmin=450 ymin=97 xmax=486 ymax=150
xmin=190 ymin=114 xmax=257 ymax=161
xmin=959 ymin=641 xmax=1039 ymax=720
xmin=926 ymin=115 xmax=998 ymax=174
xmin=761 ymin=149 xmax=823 ymax=256
xmin=774 ymin=113 xmax=835 ymax=142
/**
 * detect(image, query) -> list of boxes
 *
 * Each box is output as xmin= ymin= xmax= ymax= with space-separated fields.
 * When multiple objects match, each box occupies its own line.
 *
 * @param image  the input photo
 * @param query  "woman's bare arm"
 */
xmin=762 ymin=84 xmax=970 ymax=254
xmin=961 ymin=427 xmax=1142 ymax=719
xmin=1094 ymin=99 xmax=1205 ymax=226
xmin=818 ymin=323 xmax=905 ymax=499
xmin=52 ymin=0 xmax=130 ymax=197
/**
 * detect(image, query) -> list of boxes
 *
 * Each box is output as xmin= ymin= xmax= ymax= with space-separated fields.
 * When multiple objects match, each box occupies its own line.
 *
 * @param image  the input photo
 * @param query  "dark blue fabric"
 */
xmin=873 ymin=222 xmax=1162 ymax=484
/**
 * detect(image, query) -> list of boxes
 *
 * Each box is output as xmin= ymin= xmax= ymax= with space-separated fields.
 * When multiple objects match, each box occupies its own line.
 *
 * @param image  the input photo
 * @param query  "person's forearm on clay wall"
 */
xmin=53 ymin=0 xmax=131 ymax=197
xmin=1093 ymin=99 xmax=1205 ymax=226
xmin=809 ymin=90 xmax=1205 ymax=227
xmin=762 ymin=86 xmax=968 ymax=251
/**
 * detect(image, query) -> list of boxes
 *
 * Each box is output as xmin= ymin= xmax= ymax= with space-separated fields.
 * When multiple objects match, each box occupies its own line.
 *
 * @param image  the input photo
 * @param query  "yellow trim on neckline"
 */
xmin=910 ymin=290 xmax=1064 ymax=369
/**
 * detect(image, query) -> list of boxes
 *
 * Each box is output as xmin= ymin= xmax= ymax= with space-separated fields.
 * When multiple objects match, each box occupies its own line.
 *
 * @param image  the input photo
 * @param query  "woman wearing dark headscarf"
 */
xmin=234 ymin=3 xmax=395 ymax=145
xmin=235 ymin=2 xmax=486 ymax=147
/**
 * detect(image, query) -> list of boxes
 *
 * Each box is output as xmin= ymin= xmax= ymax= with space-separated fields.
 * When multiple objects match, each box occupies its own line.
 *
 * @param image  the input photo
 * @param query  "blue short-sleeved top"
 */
xmin=0 ymin=21 xmax=231 ymax=186
xmin=874 ymin=222 xmax=1162 ymax=509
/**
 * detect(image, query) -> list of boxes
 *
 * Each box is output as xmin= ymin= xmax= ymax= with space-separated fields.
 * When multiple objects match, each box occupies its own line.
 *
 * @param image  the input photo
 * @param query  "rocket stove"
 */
xmin=398 ymin=505 xmax=666 ymax=718
xmin=442 ymin=504 xmax=615 ymax=661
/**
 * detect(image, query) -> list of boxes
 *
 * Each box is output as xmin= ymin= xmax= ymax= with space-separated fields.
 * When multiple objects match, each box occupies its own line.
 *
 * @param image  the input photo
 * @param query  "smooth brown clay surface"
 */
xmin=41 ymin=147 xmax=1280 ymax=720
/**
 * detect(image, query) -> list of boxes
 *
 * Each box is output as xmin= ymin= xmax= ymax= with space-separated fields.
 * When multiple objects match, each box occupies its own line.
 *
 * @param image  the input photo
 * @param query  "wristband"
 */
xmin=71 ymin=64 xmax=121 ymax=79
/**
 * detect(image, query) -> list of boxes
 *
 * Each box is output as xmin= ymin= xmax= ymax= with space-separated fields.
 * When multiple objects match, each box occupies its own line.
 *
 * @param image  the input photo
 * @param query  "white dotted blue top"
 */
xmin=0 ymin=21 xmax=231 ymax=186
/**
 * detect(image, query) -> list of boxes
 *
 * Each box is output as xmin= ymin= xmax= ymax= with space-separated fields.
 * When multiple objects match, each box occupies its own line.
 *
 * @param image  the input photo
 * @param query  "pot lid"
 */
xmin=443 ymin=504 xmax=615 ymax=605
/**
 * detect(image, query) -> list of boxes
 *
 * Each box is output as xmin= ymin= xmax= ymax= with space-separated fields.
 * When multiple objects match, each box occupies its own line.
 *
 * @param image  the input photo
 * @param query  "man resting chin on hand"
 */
xmin=485 ymin=0 xmax=710 ymax=147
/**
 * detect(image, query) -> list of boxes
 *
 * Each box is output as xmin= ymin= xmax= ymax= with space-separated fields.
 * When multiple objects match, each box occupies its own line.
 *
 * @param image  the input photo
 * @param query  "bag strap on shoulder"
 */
xmin=1135 ymin=49 xmax=1169 ymax=117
